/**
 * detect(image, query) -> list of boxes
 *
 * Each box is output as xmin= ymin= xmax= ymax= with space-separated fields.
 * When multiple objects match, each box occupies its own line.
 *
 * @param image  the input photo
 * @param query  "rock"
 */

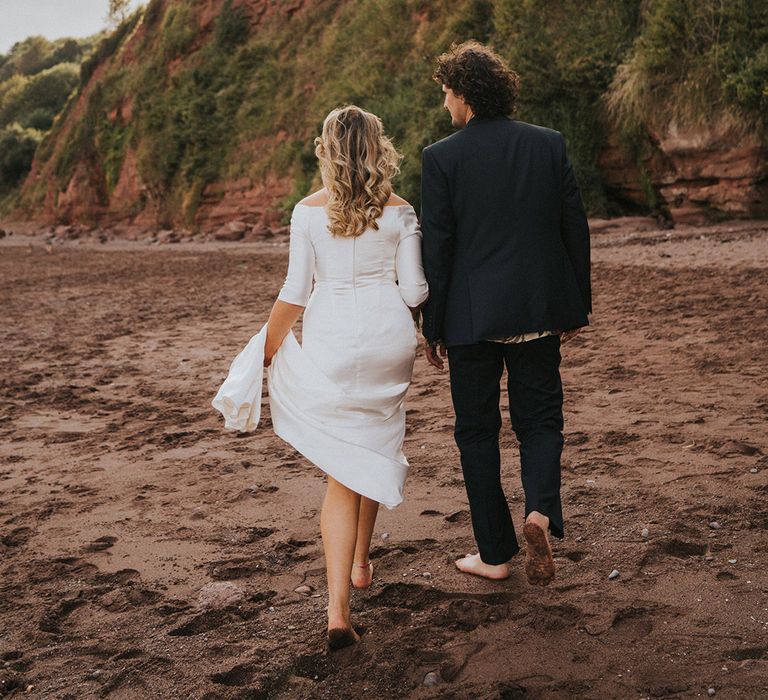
xmin=709 ymin=521 xmax=721 ymax=530
xmin=197 ymin=582 xmax=244 ymax=610
xmin=641 ymin=527 xmax=649 ymax=540
xmin=243 ymin=223 xmax=273 ymax=240
xmin=213 ymin=225 xmax=246 ymax=242
xmin=727 ymin=559 xmax=737 ymax=564
xmin=157 ymin=229 xmax=180 ymax=244
xmin=227 ymin=220 xmax=249 ymax=234
xmin=704 ymin=554 xmax=714 ymax=561
xmin=294 ymin=585 xmax=313 ymax=596
xmin=423 ymin=671 xmax=440 ymax=687
xmin=422 ymin=572 xmax=432 ymax=579
xmin=380 ymin=532 xmax=390 ymax=541
xmin=98 ymin=589 xmax=130 ymax=612
xmin=708 ymin=688 xmax=716 ymax=696
xmin=749 ymin=468 xmax=758 ymax=474
xmin=608 ymin=569 xmax=620 ymax=580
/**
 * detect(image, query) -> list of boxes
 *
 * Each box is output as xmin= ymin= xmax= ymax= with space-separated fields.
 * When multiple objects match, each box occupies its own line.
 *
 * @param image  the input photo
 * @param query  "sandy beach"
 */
xmin=1 ymin=218 xmax=767 ymax=699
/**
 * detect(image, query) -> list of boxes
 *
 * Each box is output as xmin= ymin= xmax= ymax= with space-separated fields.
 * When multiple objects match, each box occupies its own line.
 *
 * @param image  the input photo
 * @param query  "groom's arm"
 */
xmin=420 ymin=146 xmax=455 ymax=345
xmin=558 ymin=134 xmax=592 ymax=316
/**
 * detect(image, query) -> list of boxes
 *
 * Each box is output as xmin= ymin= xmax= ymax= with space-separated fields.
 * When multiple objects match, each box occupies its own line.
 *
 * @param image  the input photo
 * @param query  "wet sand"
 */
xmin=1 ymin=219 xmax=767 ymax=699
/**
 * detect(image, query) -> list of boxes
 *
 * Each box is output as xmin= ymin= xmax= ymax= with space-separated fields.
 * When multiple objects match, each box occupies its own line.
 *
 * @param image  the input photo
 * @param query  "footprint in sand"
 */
xmin=210 ymin=662 xmax=258 ymax=686
xmin=81 ymin=535 xmax=118 ymax=552
xmin=444 ymin=510 xmax=470 ymax=524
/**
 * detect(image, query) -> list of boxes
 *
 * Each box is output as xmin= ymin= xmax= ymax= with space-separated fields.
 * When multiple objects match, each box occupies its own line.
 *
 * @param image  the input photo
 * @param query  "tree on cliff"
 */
xmin=107 ymin=0 xmax=131 ymax=27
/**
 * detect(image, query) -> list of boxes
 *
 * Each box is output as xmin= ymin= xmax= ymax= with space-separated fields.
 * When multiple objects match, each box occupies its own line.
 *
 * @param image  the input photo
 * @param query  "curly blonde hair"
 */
xmin=314 ymin=106 xmax=403 ymax=238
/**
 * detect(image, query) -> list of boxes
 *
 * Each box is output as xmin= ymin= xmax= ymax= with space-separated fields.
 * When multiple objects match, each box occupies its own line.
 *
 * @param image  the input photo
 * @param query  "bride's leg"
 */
xmin=351 ymin=497 xmax=379 ymax=589
xmin=320 ymin=475 xmax=361 ymax=646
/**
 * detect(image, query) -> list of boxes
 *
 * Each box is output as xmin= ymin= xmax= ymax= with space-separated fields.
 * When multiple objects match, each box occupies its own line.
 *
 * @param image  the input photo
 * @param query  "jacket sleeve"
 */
xmin=559 ymin=134 xmax=592 ymax=315
xmin=420 ymin=146 xmax=455 ymax=344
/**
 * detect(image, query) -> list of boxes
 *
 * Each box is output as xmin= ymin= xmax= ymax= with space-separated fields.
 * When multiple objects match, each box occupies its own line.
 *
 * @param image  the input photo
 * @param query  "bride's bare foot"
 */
xmin=327 ymin=625 xmax=361 ymax=650
xmin=327 ymin=606 xmax=363 ymax=651
xmin=523 ymin=512 xmax=555 ymax=587
xmin=351 ymin=561 xmax=373 ymax=589
xmin=455 ymin=553 xmax=510 ymax=580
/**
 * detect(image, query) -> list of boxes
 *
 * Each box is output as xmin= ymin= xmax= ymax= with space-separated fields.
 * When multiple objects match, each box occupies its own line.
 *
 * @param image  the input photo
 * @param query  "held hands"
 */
xmin=424 ymin=339 xmax=447 ymax=370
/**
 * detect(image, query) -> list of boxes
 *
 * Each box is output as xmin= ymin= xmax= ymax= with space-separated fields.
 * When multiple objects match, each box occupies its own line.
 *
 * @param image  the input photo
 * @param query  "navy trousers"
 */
xmin=447 ymin=335 xmax=565 ymax=565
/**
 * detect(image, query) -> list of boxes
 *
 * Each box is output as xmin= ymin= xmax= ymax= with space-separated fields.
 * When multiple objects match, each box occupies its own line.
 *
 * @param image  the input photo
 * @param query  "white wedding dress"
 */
xmin=266 ymin=202 xmax=428 ymax=508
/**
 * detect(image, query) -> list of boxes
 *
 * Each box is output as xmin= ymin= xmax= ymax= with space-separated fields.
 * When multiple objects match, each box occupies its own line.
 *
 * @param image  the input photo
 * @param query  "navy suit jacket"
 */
xmin=420 ymin=116 xmax=592 ymax=347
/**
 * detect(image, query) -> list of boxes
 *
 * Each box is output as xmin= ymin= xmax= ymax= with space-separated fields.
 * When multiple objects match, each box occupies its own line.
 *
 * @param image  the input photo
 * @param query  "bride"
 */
xmin=262 ymin=106 xmax=428 ymax=649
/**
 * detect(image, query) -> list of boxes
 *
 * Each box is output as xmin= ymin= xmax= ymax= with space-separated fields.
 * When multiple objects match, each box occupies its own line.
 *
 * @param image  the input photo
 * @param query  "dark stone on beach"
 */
xmin=214 ymin=225 xmax=246 ymax=242
xmin=157 ymin=229 xmax=181 ymax=244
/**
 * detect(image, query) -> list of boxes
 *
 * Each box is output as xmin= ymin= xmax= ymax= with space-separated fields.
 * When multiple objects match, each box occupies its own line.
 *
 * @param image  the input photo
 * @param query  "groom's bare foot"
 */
xmin=455 ymin=553 xmax=510 ymax=580
xmin=351 ymin=561 xmax=374 ymax=589
xmin=523 ymin=513 xmax=555 ymax=587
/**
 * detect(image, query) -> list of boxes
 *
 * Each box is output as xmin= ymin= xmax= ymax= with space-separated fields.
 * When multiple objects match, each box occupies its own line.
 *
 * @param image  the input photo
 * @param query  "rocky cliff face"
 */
xmin=599 ymin=122 xmax=768 ymax=224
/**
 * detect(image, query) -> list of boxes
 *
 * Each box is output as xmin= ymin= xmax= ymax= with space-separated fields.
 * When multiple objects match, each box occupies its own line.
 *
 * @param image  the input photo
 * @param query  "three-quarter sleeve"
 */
xmin=277 ymin=206 xmax=314 ymax=307
xmin=395 ymin=206 xmax=429 ymax=308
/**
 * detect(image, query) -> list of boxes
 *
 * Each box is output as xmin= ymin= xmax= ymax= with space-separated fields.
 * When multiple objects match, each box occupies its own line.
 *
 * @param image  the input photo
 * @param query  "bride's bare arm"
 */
xmin=266 ymin=206 xmax=314 ymax=365
xmin=264 ymin=300 xmax=304 ymax=366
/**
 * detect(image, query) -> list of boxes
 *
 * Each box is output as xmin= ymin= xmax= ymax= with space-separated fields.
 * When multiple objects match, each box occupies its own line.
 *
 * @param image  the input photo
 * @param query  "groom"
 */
xmin=420 ymin=41 xmax=591 ymax=586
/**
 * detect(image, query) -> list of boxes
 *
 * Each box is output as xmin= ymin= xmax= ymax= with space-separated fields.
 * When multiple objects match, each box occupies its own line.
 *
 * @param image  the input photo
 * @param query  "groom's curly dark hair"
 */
xmin=433 ymin=41 xmax=520 ymax=118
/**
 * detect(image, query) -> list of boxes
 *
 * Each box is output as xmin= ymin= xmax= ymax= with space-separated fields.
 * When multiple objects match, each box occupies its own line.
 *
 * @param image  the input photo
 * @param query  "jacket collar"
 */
xmin=465 ymin=115 xmax=512 ymax=128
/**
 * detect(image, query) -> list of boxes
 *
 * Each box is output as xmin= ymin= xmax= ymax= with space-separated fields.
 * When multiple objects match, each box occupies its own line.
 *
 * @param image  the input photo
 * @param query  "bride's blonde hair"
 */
xmin=314 ymin=106 xmax=403 ymax=238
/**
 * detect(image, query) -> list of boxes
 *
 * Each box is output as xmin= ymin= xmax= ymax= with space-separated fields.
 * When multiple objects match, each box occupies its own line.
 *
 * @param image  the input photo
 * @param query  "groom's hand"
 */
xmin=559 ymin=328 xmax=582 ymax=344
xmin=424 ymin=340 xmax=446 ymax=370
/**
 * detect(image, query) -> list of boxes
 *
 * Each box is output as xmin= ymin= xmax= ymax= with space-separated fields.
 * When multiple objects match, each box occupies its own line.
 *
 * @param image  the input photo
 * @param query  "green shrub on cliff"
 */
xmin=0 ymin=125 xmax=42 ymax=195
xmin=0 ymin=63 xmax=80 ymax=130
xmin=0 ymin=36 xmax=96 ymax=199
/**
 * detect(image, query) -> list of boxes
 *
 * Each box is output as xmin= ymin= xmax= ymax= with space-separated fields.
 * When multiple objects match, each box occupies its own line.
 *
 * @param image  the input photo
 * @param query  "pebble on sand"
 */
xmin=423 ymin=671 xmax=440 ymax=687
xmin=727 ymin=559 xmax=737 ymax=564
xmin=380 ymin=532 xmax=390 ymax=541
xmin=608 ymin=569 xmax=620 ymax=580
xmin=709 ymin=521 xmax=721 ymax=530
xmin=708 ymin=687 xmax=716 ymax=696
xmin=294 ymin=585 xmax=313 ymax=596
xmin=197 ymin=582 xmax=245 ymax=610
xmin=641 ymin=527 xmax=649 ymax=540
xmin=749 ymin=468 xmax=758 ymax=473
